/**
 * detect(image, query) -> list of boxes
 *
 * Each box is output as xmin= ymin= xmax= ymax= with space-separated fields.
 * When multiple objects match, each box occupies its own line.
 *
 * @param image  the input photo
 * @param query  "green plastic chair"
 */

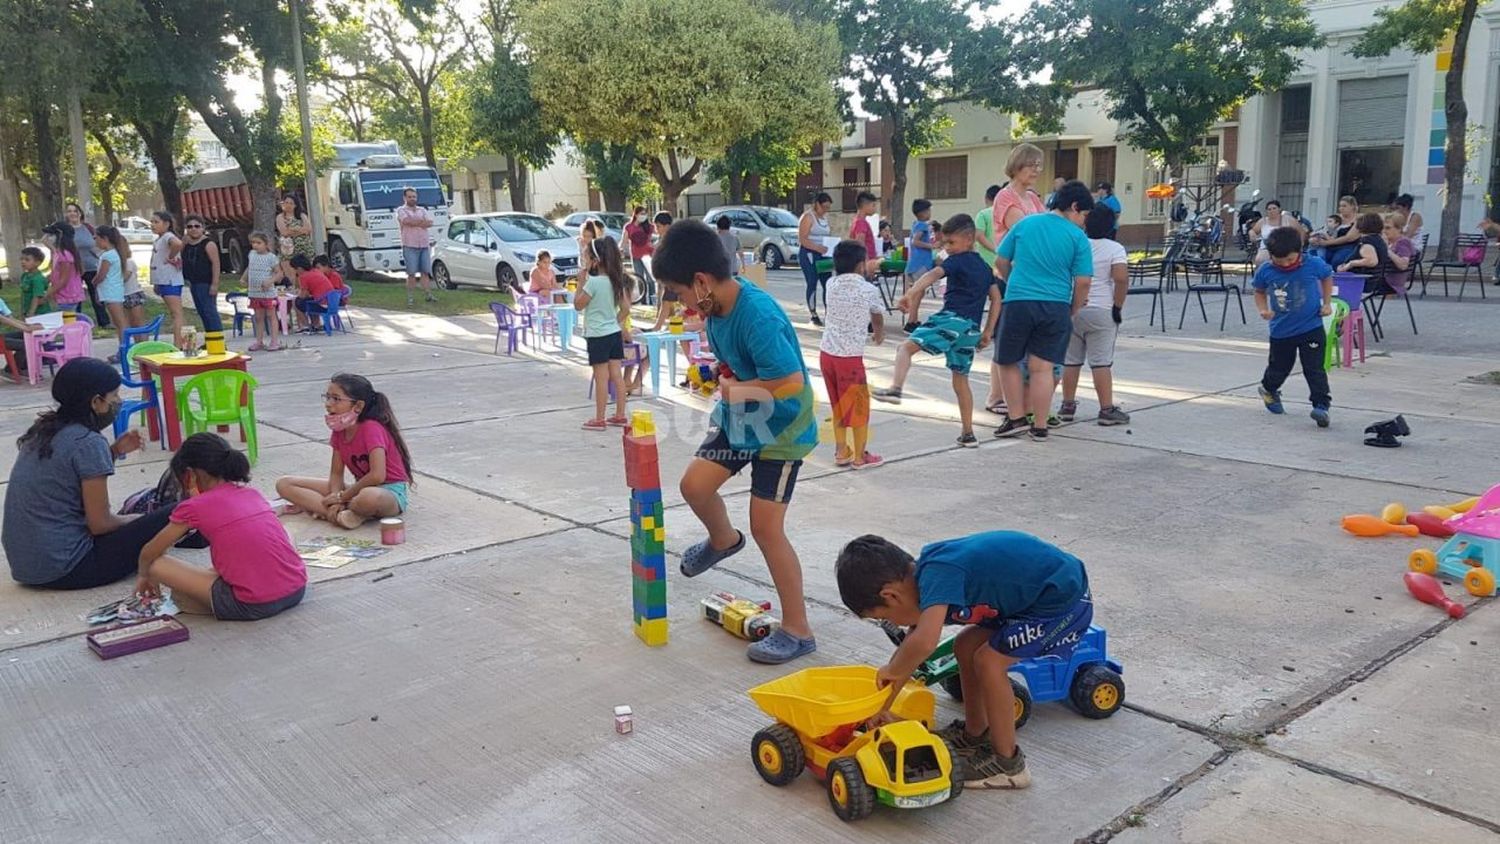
xmin=176 ymin=369 xmax=260 ymax=465
xmin=1323 ymin=299 xmax=1350 ymax=371
xmin=125 ymin=341 xmax=178 ymax=428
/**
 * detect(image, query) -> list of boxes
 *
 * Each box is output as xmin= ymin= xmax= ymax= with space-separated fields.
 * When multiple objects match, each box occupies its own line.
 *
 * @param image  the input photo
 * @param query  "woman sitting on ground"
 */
xmin=2 ymin=358 xmax=168 ymax=589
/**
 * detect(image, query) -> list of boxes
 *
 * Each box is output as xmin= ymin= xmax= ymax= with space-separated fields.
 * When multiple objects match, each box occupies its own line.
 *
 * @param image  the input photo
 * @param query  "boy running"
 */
xmin=652 ymin=220 xmax=819 ymax=664
xmin=872 ymin=214 xmax=1001 ymax=448
xmin=1252 ymin=226 xmax=1334 ymax=427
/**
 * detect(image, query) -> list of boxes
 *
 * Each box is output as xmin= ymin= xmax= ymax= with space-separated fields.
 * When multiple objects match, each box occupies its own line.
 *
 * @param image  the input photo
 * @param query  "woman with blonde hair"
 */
xmin=984 ymin=142 xmax=1048 ymax=415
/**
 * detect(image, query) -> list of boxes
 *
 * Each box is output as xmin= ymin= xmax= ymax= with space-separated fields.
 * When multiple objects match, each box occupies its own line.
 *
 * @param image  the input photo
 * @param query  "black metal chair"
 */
xmin=1177 ymin=258 xmax=1245 ymax=331
xmin=1357 ymin=265 xmax=1418 ymax=341
xmin=1126 ymin=259 xmax=1167 ymax=332
xmin=1430 ymin=234 xmax=1488 ymax=300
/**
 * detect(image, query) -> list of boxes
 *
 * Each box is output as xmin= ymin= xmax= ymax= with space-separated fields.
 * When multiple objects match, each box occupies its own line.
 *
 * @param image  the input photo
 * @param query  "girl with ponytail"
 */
xmin=137 ymin=433 xmax=306 ymax=621
xmin=276 ymin=373 xmax=413 ymax=530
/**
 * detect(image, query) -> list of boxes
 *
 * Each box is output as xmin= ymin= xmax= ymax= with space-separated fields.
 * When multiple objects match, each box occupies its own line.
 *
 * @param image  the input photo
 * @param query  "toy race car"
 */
xmin=880 ymin=621 xmax=1125 ymax=728
xmin=748 ymin=666 xmax=961 ymax=822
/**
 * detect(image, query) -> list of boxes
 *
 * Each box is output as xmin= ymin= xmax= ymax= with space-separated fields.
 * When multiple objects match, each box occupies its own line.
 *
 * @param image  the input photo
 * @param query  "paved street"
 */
xmin=2 ymin=269 xmax=1497 ymax=842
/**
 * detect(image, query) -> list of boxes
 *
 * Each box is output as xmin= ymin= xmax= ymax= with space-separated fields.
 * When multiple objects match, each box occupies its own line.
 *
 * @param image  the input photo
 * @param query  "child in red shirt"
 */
xmin=137 ymin=433 xmax=307 ymax=621
xmin=849 ymin=191 xmax=879 ymax=259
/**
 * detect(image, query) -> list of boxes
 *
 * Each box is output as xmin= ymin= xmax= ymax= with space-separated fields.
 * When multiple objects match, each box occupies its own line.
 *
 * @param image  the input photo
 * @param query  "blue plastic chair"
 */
xmin=226 ymin=292 xmax=252 ymax=336
xmin=119 ymin=314 xmax=164 ymax=361
xmin=321 ymin=289 xmax=348 ymax=335
xmin=115 ymin=340 xmax=172 ymax=449
xmin=489 ymin=302 xmax=530 ymax=355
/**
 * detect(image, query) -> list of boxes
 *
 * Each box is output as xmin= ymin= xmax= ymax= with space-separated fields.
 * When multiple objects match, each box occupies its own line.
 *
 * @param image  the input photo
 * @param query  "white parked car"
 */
xmin=554 ymin=211 xmax=626 ymax=242
xmin=118 ymin=216 xmax=155 ymax=244
xmin=432 ymin=213 xmax=581 ymax=292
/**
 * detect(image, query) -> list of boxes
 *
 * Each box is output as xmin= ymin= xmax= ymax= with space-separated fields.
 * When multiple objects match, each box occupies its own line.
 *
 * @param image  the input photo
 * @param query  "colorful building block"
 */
xmin=625 ymin=411 xmax=667 ymax=647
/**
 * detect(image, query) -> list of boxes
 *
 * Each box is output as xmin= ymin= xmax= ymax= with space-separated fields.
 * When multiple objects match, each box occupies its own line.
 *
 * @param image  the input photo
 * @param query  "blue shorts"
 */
xmin=908 ymin=310 xmax=982 ymax=375
xmin=154 ymin=284 xmax=183 ymax=298
xmin=695 ymin=426 xmax=802 ymax=504
xmin=381 ymin=482 xmax=409 ymax=512
xmin=986 ymin=591 xmax=1093 ymax=660
xmin=994 ymin=299 xmax=1072 ymax=365
xmin=403 ymin=246 xmax=432 ymax=275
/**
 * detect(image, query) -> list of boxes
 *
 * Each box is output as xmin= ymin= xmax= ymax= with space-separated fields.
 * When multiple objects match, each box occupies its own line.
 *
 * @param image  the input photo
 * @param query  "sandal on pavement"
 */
xmin=248 ymin=341 xmax=266 ymax=351
xmin=606 ymin=415 xmax=630 ymax=427
xmin=680 ymin=530 xmax=745 ymax=577
xmin=747 ymin=628 xmax=817 ymax=664
xmin=581 ymin=418 xmax=608 ymax=431
xmin=852 ymin=452 xmax=883 ymax=469
xmin=834 ymin=451 xmax=854 ymax=467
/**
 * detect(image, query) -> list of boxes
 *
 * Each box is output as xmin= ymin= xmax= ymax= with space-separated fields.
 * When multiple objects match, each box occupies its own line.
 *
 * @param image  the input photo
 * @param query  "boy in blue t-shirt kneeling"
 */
xmin=1251 ymin=227 xmax=1334 ymax=427
xmin=836 ymin=531 xmax=1094 ymax=790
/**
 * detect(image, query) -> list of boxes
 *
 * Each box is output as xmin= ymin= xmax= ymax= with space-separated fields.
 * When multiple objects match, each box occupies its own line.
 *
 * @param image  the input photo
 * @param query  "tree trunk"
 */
xmin=136 ymin=118 xmax=184 ymax=221
xmin=31 ymin=104 xmax=63 ymax=223
xmin=727 ymin=171 xmax=746 ymax=204
xmin=505 ymin=156 xmax=529 ymax=212
xmin=93 ymin=130 xmax=122 ymax=221
xmin=1438 ymin=0 xmax=1478 ymax=261
xmin=419 ymin=88 xmax=438 ymax=168
xmin=888 ymin=136 xmax=910 ymax=235
xmin=645 ymin=151 xmax=702 ymax=218
xmin=248 ymin=174 xmax=280 ymax=243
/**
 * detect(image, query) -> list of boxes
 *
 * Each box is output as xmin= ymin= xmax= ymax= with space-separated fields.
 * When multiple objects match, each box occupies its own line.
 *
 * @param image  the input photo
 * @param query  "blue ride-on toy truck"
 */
xmin=880 ymin=622 xmax=1125 ymax=728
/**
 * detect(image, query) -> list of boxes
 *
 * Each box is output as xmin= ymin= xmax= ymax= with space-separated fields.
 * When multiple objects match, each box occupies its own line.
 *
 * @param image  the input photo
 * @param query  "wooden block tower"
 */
xmin=624 ymin=410 xmax=667 ymax=646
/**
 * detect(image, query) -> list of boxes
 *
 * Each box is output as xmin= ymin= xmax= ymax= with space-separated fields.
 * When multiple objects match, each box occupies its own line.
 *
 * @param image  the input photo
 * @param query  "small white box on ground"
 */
xmin=614 ymin=705 xmax=633 ymax=735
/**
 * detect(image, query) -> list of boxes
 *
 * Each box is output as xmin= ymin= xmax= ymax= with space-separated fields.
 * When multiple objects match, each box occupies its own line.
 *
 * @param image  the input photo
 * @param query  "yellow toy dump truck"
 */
xmin=747 ymin=666 xmax=962 ymax=822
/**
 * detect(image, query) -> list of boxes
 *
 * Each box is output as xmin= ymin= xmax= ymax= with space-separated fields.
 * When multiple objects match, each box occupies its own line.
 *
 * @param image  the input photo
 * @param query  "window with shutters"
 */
xmin=923 ymin=156 xmax=968 ymax=200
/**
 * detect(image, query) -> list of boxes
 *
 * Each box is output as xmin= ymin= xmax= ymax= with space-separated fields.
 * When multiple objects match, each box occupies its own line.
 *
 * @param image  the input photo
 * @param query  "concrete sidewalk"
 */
xmin=1 ymin=274 xmax=1497 ymax=842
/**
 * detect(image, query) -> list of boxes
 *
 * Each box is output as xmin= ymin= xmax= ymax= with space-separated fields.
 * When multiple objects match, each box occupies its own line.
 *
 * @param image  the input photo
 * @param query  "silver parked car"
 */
xmin=432 ymin=213 xmax=580 ymax=291
xmin=554 ymin=211 xmax=627 ymax=243
xmin=701 ymin=205 xmax=802 ymax=269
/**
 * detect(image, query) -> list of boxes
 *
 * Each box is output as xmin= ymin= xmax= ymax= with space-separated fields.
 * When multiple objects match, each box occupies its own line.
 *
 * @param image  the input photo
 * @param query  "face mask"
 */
xmin=1273 ymin=257 xmax=1303 ymax=273
xmin=325 ymin=409 xmax=360 ymax=432
xmin=92 ymin=399 xmax=121 ymax=432
xmin=693 ymin=284 xmax=716 ymax=315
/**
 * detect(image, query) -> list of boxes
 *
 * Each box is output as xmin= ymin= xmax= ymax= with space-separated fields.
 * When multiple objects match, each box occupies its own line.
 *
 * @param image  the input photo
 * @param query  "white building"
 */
xmin=1239 ymin=0 xmax=1500 ymax=229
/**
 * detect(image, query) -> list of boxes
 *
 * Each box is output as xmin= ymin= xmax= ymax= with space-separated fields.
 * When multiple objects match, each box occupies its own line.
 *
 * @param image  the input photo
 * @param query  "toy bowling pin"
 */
xmin=1341 ymin=514 xmax=1419 ymax=537
xmin=1404 ymin=512 xmax=1455 ymax=538
xmin=1380 ymin=503 xmax=1406 ymax=525
xmin=1422 ymin=505 xmax=1457 ymax=520
xmin=1403 ymin=572 xmax=1465 ymax=619
xmin=1442 ymin=495 xmax=1478 ymax=514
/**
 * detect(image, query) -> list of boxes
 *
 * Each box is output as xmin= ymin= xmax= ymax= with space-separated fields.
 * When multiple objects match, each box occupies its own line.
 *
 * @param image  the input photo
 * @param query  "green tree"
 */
xmin=1352 ymin=0 xmax=1488 ymax=259
xmin=325 ymin=0 xmax=478 ymax=168
xmin=522 ymin=0 xmax=840 ymax=213
xmin=1019 ymin=0 xmax=1322 ymax=174
xmin=132 ymin=0 xmax=305 ymax=235
xmin=836 ymin=0 xmax=1046 ymax=231
xmin=470 ymin=51 xmax=560 ymax=212
xmin=708 ymin=131 xmax=810 ymax=205
xmin=577 ymin=142 xmax=647 ymax=213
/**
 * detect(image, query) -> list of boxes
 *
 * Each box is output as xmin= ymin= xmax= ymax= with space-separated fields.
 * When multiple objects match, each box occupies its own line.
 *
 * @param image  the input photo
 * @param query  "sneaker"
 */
xmin=1025 ymin=412 xmax=1063 ymax=429
xmin=1258 ymin=385 xmax=1285 ymax=414
xmin=407 ymin=296 xmax=415 ymax=306
xmin=810 ymin=313 xmax=824 ymax=327
xmin=993 ymin=417 xmax=1028 ymax=438
xmin=1058 ymin=400 xmax=1078 ymax=422
xmin=852 ymin=452 xmax=884 ymax=469
xmin=1097 ymin=406 xmax=1131 ymax=426
xmin=964 ymin=743 xmax=1031 ymax=789
xmin=426 ymin=294 xmax=438 ymax=303
xmin=934 ymin=720 xmax=988 ymax=755
xmin=871 ymin=387 xmax=903 ymax=405
xmin=956 ymin=433 xmax=978 ymax=448
xmin=1310 ymin=405 xmax=1330 ymax=428
xmin=1027 ymin=426 xmax=1049 ymax=442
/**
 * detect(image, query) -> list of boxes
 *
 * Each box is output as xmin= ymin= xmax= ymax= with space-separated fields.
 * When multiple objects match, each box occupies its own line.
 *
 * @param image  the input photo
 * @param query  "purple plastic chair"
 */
xmin=490 ymin=302 xmax=531 ymax=355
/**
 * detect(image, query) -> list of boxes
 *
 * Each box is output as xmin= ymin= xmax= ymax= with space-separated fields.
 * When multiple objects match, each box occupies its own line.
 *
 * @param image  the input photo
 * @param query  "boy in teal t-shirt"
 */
xmin=652 ymin=220 xmax=818 ymax=665
xmin=18 ymin=247 xmax=52 ymax=316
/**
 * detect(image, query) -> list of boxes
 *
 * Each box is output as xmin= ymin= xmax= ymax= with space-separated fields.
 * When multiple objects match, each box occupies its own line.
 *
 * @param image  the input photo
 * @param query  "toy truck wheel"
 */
xmin=751 ymin=724 xmax=805 ymax=786
xmin=940 ymin=674 xmax=964 ymax=702
xmin=826 ymin=757 xmax=875 ymax=822
xmin=1069 ymin=665 xmax=1125 ymax=719
xmin=1012 ymin=677 xmax=1033 ymax=729
xmin=940 ymin=738 xmax=965 ymax=802
xmin=1463 ymin=567 xmax=1496 ymax=597
xmin=1409 ymin=548 xmax=1438 ymax=574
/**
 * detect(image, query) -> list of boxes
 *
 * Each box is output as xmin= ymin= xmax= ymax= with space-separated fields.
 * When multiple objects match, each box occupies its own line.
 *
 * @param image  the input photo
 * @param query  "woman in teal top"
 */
xmin=575 ymin=236 xmax=633 ymax=431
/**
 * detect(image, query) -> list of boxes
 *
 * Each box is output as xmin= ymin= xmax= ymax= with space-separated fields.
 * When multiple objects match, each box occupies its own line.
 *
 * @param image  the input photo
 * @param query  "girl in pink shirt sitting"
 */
xmin=276 ymin=373 xmax=414 ymax=530
xmin=529 ymin=250 xmax=559 ymax=297
xmin=137 ymin=433 xmax=307 ymax=621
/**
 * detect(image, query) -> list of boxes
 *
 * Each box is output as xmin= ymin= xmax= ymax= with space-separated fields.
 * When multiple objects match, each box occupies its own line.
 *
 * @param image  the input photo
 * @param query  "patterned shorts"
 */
xmin=908 ymin=311 xmax=981 ymax=375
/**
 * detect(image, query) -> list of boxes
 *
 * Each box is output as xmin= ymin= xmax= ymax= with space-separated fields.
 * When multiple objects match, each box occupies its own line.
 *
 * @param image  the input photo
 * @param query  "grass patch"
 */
xmin=344 ymin=278 xmax=505 ymax=317
xmin=1465 ymin=371 xmax=1500 ymax=386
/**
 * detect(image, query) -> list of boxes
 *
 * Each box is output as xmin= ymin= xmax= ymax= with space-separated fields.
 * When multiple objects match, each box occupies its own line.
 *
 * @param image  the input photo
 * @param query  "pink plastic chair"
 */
xmin=25 ymin=322 xmax=93 ymax=385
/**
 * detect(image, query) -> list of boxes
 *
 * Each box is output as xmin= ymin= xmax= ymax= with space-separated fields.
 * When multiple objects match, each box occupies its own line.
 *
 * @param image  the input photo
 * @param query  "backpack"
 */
xmin=118 ymin=468 xmax=183 ymax=515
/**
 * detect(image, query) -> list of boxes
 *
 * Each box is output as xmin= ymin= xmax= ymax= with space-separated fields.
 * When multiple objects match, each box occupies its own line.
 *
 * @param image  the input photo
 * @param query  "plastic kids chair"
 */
xmin=177 ymin=369 xmax=260 ymax=465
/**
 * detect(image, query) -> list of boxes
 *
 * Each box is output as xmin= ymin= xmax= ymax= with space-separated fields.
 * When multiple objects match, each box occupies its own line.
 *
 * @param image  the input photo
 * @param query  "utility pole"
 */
xmin=68 ymin=87 xmax=93 ymax=219
xmin=290 ymin=0 xmax=324 ymax=250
